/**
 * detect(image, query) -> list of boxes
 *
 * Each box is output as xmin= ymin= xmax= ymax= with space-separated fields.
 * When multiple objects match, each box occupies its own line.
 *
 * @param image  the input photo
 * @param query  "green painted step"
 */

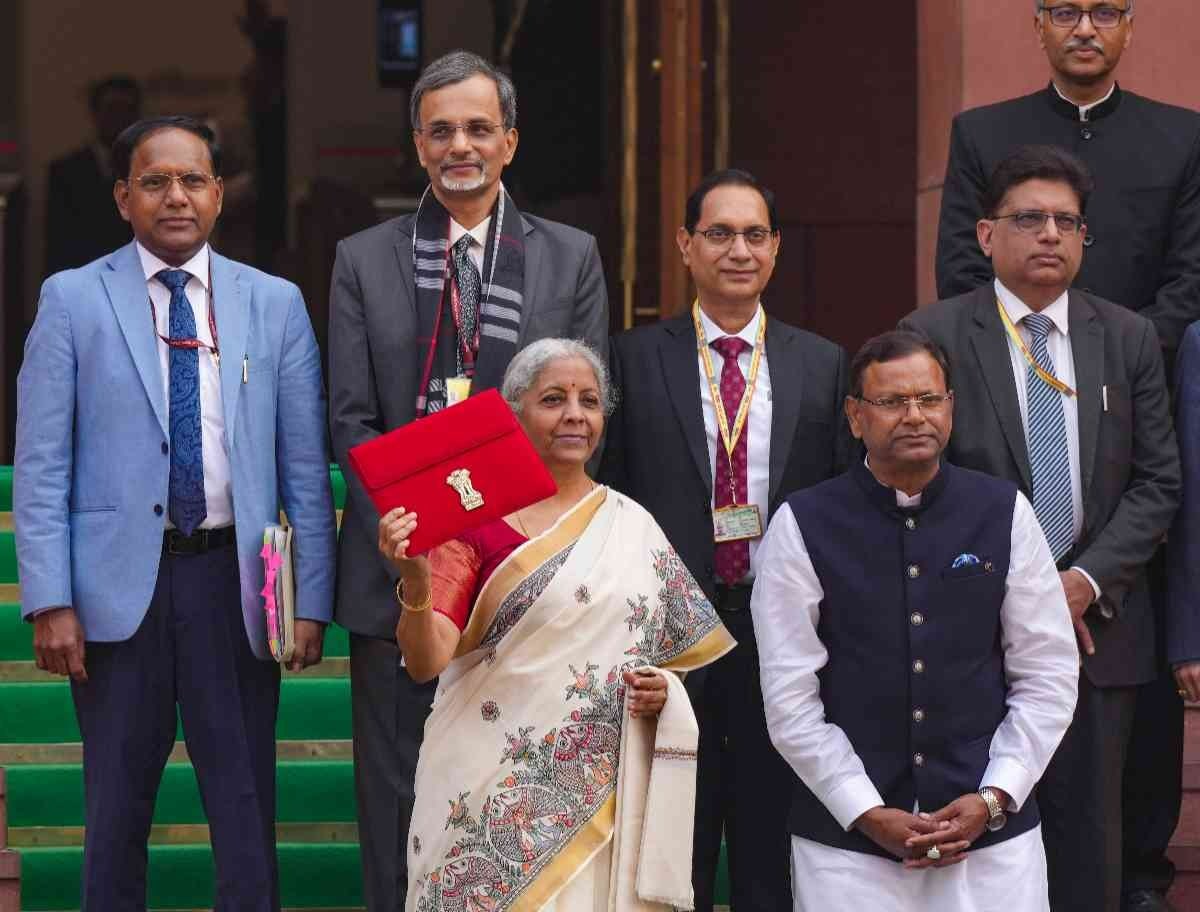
xmin=0 ymin=531 xmax=14 ymax=584
xmin=0 ymin=606 xmax=349 ymax=664
xmin=0 ymin=602 xmax=29 ymax=660
xmin=20 ymin=842 xmax=363 ymax=910
xmin=7 ymin=760 xmax=355 ymax=828
xmin=0 ymin=677 xmax=351 ymax=744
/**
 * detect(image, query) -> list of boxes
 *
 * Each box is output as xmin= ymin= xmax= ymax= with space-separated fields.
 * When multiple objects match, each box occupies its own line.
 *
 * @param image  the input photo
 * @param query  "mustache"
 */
xmin=440 ymin=159 xmax=484 ymax=171
xmin=1065 ymin=39 xmax=1105 ymax=54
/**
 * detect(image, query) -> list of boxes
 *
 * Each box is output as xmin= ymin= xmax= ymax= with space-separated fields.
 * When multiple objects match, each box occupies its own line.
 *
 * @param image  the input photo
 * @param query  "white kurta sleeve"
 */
xmin=750 ymin=504 xmax=884 ymax=831
xmin=981 ymin=492 xmax=1080 ymax=810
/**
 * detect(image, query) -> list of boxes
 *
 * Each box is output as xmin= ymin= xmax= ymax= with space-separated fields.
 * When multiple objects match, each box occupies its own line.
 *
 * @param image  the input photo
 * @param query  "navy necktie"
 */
xmin=155 ymin=269 xmax=208 ymax=535
xmin=1022 ymin=312 xmax=1074 ymax=559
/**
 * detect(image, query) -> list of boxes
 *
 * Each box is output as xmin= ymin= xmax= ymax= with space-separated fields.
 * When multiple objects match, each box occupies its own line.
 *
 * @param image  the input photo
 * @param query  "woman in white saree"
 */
xmin=378 ymin=340 xmax=734 ymax=911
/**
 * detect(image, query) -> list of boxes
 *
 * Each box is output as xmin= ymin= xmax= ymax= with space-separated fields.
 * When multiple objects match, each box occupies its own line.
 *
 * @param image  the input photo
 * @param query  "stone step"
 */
xmin=0 ymin=738 xmax=352 ymax=767
xmin=0 ymin=768 xmax=17 ymax=912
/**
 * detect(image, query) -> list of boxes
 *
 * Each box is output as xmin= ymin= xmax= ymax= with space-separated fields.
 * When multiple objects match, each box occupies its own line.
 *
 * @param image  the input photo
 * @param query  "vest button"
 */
xmin=910 ymin=612 xmax=924 ymax=626
xmin=1081 ymin=127 xmax=1093 ymax=140
xmin=161 ymin=441 xmax=169 ymax=455
xmin=913 ymin=659 xmax=925 ymax=673
xmin=905 ymin=517 xmax=916 ymax=531
xmin=914 ymin=753 xmax=925 ymax=767
xmin=913 ymin=708 xmax=925 ymax=723
xmin=907 ymin=564 xmax=920 ymax=579
xmin=153 ymin=504 xmax=164 ymax=516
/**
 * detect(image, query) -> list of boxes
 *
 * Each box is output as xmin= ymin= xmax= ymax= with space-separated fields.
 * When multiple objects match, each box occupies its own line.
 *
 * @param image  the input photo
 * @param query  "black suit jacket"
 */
xmin=935 ymin=84 xmax=1200 ymax=365
xmin=328 ymin=211 xmax=609 ymax=638
xmin=599 ymin=312 xmax=850 ymax=607
xmin=902 ymin=286 xmax=1181 ymax=687
xmin=45 ymin=145 xmax=132 ymax=276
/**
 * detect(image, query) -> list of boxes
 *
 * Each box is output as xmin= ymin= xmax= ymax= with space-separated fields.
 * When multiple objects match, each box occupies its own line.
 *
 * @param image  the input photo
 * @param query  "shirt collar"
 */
xmin=449 ymin=216 xmax=492 ymax=251
xmin=697 ymin=302 xmax=763 ymax=349
xmin=863 ymin=456 xmax=925 ymax=507
xmin=136 ymin=241 xmax=211 ymax=291
xmin=1046 ymin=80 xmax=1122 ymax=122
xmin=995 ymin=278 xmax=1070 ymax=337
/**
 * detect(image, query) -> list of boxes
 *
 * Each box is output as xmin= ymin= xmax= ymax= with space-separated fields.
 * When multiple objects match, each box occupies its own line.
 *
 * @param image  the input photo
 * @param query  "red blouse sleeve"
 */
xmin=428 ymin=540 xmax=483 ymax=631
xmin=428 ymin=521 xmax=529 ymax=631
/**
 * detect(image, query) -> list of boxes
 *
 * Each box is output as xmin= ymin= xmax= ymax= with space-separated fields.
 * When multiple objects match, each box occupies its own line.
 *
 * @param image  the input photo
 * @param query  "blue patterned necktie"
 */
xmin=155 ymin=269 xmax=207 ymax=535
xmin=1022 ymin=312 xmax=1074 ymax=559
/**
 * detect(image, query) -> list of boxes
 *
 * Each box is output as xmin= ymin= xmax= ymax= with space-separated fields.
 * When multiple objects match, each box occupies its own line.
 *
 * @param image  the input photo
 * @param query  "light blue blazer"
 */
xmin=15 ymin=242 xmax=336 ymax=659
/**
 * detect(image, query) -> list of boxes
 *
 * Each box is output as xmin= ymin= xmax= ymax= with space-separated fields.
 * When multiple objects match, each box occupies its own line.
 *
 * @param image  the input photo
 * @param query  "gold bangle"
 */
xmin=395 ymin=578 xmax=431 ymax=613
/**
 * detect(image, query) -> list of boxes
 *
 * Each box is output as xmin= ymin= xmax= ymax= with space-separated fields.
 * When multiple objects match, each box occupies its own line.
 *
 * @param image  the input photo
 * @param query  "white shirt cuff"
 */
xmin=1069 ymin=565 xmax=1102 ymax=603
xmin=824 ymin=773 xmax=886 ymax=831
xmin=980 ymin=756 xmax=1037 ymax=812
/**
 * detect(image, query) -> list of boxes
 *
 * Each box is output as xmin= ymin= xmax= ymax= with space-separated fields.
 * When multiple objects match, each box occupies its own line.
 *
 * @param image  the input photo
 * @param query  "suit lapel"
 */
xmin=211 ymin=251 xmax=248 ymax=446
xmin=517 ymin=213 xmax=540 ymax=346
xmin=102 ymin=243 xmax=167 ymax=436
xmin=392 ymin=216 xmax=418 ymax=321
xmin=766 ymin=318 xmax=803 ymax=505
xmin=1069 ymin=291 xmax=1103 ymax=519
xmin=967 ymin=287 xmax=1033 ymax=491
xmin=660 ymin=316 xmax=712 ymax=495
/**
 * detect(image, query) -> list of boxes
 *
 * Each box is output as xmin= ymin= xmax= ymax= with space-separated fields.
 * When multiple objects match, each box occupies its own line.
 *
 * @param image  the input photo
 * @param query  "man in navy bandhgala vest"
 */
xmin=751 ymin=331 xmax=1079 ymax=911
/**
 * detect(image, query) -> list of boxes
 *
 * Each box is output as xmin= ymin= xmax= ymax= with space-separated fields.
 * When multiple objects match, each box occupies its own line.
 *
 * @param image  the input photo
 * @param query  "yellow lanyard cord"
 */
xmin=996 ymin=297 xmax=1076 ymax=398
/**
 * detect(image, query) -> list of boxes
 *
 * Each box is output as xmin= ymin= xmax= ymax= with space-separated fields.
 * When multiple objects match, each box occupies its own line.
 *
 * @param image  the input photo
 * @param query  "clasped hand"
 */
xmin=856 ymin=793 xmax=991 ymax=869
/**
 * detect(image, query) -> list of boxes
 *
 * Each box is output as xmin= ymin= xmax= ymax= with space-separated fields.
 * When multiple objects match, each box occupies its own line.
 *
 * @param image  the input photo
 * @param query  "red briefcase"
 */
xmin=346 ymin=389 xmax=557 ymax=555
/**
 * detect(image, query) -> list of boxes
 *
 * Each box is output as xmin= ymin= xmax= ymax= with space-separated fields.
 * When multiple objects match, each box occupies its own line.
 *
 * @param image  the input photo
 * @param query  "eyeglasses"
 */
xmin=991 ymin=210 xmax=1086 ymax=235
xmin=127 ymin=172 xmax=217 ymax=195
xmin=418 ymin=121 xmax=505 ymax=145
xmin=1039 ymin=4 xmax=1130 ymax=29
xmin=857 ymin=393 xmax=954 ymax=413
xmin=692 ymin=226 xmax=776 ymax=249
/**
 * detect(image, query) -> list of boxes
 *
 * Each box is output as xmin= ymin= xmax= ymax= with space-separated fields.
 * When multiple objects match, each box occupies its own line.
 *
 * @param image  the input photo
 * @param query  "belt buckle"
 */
xmin=165 ymin=529 xmax=204 ymax=555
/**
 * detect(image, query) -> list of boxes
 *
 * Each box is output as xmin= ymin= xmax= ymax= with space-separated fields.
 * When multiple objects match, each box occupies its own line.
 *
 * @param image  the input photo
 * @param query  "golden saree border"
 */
xmin=512 ymin=792 xmax=617 ymax=911
xmin=455 ymin=487 xmax=608 ymax=656
xmin=662 ymin=623 xmax=737 ymax=673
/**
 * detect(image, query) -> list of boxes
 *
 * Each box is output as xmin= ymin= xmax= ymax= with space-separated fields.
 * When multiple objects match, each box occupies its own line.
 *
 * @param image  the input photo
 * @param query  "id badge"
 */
xmin=446 ymin=376 xmax=472 ymax=406
xmin=713 ymin=503 xmax=763 ymax=543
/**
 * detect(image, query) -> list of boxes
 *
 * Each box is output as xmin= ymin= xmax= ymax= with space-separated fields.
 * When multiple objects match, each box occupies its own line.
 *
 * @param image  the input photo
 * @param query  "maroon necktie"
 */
xmin=712 ymin=336 xmax=751 ymax=584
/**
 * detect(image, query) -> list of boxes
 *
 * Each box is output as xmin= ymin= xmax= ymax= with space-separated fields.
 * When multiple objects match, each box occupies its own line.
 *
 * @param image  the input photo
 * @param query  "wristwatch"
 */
xmin=978 ymin=787 xmax=1008 ymax=832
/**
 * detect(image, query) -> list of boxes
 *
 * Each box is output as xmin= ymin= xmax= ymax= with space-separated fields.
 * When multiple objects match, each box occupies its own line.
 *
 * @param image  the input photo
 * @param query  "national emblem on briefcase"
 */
xmin=446 ymin=468 xmax=485 ymax=511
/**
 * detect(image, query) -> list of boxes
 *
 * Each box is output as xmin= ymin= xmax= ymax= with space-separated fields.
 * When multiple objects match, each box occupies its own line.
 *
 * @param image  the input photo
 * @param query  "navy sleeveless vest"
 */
xmin=783 ymin=459 xmax=1039 ymax=858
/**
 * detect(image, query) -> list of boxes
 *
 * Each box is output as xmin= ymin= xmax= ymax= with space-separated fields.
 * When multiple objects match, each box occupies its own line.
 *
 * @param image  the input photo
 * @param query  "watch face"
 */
xmin=986 ymin=811 xmax=1008 ymax=832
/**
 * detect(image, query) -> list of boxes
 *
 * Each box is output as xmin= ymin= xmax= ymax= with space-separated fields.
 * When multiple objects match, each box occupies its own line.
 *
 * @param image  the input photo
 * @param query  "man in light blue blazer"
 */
xmin=14 ymin=116 xmax=336 ymax=911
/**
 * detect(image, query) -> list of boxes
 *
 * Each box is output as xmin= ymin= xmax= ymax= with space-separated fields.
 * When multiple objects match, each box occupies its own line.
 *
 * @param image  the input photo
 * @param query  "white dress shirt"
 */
xmin=697 ymin=304 xmax=772 ymax=581
xmin=137 ymin=241 xmax=234 ymax=528
xmin=750 ymin=482 xmax=1079 ymax=828
xmin=1053 ymin=81 xmax=1116 ymax=122
xmin=449 ymin=215 xmax=490 ymax=275
xmin=995 ymin=278 xmax=1101 ymax=600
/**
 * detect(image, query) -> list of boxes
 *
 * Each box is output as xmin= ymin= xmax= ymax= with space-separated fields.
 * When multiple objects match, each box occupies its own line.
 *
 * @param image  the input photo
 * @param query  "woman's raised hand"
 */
xmin=624 ymin=668 xmax=669 ymax=718
xmin=377 ymin=507 xmax=430 ymax=578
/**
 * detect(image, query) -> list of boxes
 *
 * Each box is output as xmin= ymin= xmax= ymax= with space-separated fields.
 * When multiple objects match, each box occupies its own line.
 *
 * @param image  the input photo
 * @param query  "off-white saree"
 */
xmin=406 ymin=487 xmax=735 ymax=911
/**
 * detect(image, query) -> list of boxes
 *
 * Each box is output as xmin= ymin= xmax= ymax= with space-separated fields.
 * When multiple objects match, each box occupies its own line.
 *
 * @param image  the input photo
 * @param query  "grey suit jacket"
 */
xmin=328 ymin=210 xmax=609 ymax=638
xmin=902 ymin=286 xmax=1181 ymax=687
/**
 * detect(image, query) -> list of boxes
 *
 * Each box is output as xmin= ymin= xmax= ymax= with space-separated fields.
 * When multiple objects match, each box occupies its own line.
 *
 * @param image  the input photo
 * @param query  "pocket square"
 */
xmin=951 ymin=553 xmax=981 ymax=568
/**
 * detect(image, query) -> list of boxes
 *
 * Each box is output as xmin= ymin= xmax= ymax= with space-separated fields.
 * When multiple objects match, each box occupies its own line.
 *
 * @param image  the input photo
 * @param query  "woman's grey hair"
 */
xmin=409 ymin=50 xmax=518 ymax=132
xmin=501 ymin=339 xmax=616 ymax=416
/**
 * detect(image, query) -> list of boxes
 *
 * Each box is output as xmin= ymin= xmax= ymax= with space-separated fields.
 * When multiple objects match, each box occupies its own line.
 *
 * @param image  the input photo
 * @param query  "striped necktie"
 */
xmin=1022 ymin=312 xmax=1074 ymax=560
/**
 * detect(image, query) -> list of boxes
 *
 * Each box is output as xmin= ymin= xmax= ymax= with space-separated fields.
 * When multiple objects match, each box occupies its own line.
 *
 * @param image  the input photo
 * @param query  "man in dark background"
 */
xmin=44 ymin=75 xmax=141 ymax=275
xmin=934 ymin=6 xmax=1200 ymax=908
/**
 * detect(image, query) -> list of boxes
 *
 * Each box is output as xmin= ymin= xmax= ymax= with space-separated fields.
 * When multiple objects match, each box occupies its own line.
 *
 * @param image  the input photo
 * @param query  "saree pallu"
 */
xmin=406 ymin=487 xmax=735 ymax=911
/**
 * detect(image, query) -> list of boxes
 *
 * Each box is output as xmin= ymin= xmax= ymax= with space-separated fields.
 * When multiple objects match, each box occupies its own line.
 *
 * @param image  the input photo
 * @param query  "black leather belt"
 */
xmin=163 ymin=526 xmax=237 ymax=555
xmin=714 ymin=583 xmax=753 ymax=613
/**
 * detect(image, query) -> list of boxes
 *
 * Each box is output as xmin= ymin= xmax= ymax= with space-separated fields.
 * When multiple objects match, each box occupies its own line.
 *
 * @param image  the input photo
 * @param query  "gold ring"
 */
xmin=926 ymin=846 xmax=941 ymax=861
xmin=1179 ymin=689 xmax=1189 ymax=699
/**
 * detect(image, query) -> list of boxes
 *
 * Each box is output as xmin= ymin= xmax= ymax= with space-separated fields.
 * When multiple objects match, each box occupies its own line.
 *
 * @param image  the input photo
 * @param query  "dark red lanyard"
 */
xmin=148 ymin=273 xmax=219 ymax=362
